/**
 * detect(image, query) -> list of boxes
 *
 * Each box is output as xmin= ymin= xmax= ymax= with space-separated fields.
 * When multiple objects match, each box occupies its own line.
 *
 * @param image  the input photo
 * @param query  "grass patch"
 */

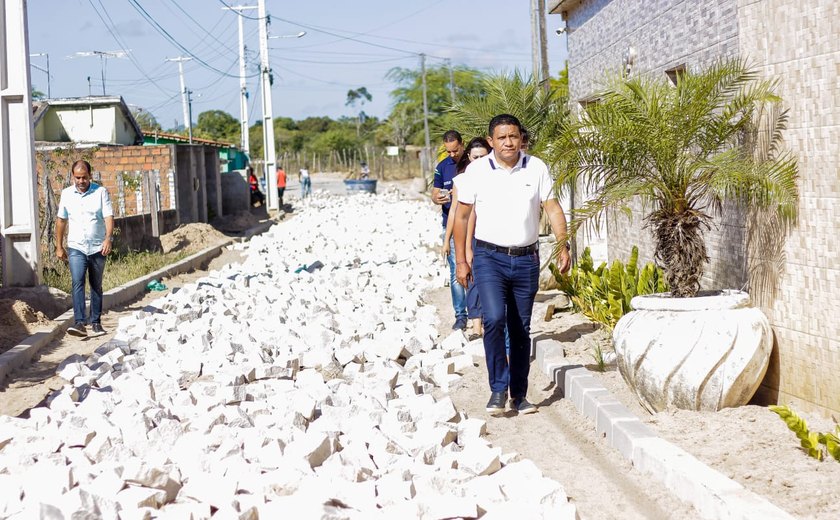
xmin=42 ymin=249 xmax=189 ymax=294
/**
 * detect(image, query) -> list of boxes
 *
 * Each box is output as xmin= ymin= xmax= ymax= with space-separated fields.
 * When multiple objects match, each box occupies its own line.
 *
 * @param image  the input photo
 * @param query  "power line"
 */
xmin=128 ymin=0 xmax=259 ymax=79
xmin=86 ymin=0 xmax=174 ymax=96
xmin=216 ymin=0 xmax=266 ymax=20
xmin=270 ymin=54 xmax=412 ymax=65
xmin=162 ymin=1 xmax=239 ymax=59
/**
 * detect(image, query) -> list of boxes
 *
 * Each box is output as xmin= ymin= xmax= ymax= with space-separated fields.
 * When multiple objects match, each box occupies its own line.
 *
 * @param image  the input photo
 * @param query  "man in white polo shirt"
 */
xmin=55 ymin=160 xmax=114 ymax=338
xmin=453 ymin=114 xmax=571 ymax=415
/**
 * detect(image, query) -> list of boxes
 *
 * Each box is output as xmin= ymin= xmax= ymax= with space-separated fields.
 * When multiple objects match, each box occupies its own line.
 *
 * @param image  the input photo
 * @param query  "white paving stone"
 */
xmin=3 ymin=191 xmax=572 ymax=517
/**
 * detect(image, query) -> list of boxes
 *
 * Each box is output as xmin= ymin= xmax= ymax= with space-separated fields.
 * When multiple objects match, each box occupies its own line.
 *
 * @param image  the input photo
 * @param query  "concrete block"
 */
xmin=535 ymin=338 xmax=565 ymax=370
xmin=581 ymin=387 xmax=616 ymax=421
xmin=284 ymin=431 xmax=334 ymax=469
xmin=458 ymin=443 xmax=502 ymax=476
xmin=595 ymin=402 xmax=637 ymax=440
xmin=608 ymin=417 xmax=658 ymax=461
xmin=115 ymin=485 xmax=166 ymax=510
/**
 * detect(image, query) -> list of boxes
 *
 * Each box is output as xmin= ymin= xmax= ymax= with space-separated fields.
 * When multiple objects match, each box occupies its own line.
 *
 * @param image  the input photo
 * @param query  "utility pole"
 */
xmin=530 ymin=0 xmax=540 ymax=85
xmin=69 ymin=50 xmax=127 ymax=95
xmin=446 ymin=58 xmax=455 ymax=104
xmin=420 ymin=53 xmax=432 ymax=186
xmin=166 ymin=57 xmax=193 ymax=139
xmin=1 ymin=0 xmax=41 ymax=286
xmin=29 ymin=53 xmax=50 ymax=98
xmin=257 ymin=0 xmax=278 ymax=211
xmin=222 ymin=4 xmax=257 ymax=156
xmin=187 ymin=89 xmax=194 ymax=143
xmin=538 ymin=0 xmax=551 ymax=93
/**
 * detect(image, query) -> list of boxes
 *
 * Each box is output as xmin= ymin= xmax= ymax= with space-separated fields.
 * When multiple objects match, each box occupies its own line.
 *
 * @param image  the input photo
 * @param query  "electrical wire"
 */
xmin=216 ymin=0 xmax=267 ymax=21
xmin=162 ymin=1 xmax=239 ymax=59
xmin=128 ymin=0 xmax=260 ymax=79
xmin=86 ymin=0 xmax=174 ymax=96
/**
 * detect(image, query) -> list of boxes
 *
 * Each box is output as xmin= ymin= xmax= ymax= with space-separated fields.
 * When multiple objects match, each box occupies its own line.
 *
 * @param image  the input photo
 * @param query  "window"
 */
xmin=665 ymin=65 xmax=686 ymax=86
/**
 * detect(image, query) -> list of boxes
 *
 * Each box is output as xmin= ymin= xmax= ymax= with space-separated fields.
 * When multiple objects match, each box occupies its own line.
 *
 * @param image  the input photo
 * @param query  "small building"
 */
xmin=143 ymin=131 xmax=249 ymax=172
xmin=32 ymin=96 xmax=143 ymax=145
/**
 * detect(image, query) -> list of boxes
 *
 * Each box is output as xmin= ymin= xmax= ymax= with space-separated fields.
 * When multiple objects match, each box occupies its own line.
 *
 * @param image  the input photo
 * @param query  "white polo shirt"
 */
xmin=57 ymin=183 xmax=114 ymax=255
xmin=454 ymin=151 xmax=555 ymax=247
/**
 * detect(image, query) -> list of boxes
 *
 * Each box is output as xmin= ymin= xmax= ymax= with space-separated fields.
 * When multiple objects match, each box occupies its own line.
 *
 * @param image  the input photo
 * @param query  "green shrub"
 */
xmin=550 ymin=246 xmax=668 ymax=330
xmin=770 ymin=405 xmax=840 ymax=462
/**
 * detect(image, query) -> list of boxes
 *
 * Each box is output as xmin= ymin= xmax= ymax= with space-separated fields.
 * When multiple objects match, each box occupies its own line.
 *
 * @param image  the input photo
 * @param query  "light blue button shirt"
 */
xmin=57 ymin=183 xmax=114 ymax=255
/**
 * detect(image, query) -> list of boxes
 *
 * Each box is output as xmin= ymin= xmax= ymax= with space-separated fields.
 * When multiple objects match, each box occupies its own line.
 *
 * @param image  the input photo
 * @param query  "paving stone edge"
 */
xmin=531 ymin=337 xmax=795 ymax=520
xmin=0 ymin=219 xmax=276 ymax=386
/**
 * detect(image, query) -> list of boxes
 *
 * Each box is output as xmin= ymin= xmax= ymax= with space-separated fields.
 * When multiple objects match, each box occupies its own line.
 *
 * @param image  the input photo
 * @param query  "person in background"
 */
xmin=299 ymin=165 xmax=312 ymax=198
xmin=453 ymin=114 xmax=571 ymax=416
xmin=432 ymin=130 xmax=467 ymax=330
xmin=276 ymin=165 xmax=287 ymax=208
xmin=360 ymin=161 xmax=370 ymax=180
xmin=443 ymin=137 xmax=491 ymax=338
xmin=248 ymin=166 xmax=265 ymax=207
xmin=55 ymin=160 xmax=114 ymax=338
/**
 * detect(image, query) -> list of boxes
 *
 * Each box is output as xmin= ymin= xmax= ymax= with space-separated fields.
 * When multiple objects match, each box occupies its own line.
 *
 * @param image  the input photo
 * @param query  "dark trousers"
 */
xmin=68 ymin=248 xmax=106 ymax=325
xmin=473 ymin=246 xmax=539 ymax=397
xmin=277 ymin=187 xmax=285 ymax=206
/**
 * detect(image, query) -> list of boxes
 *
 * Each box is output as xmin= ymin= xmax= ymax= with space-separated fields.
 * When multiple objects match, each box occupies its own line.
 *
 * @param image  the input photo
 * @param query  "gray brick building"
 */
xmin=550 ymin=0 xmax=840 ymax=415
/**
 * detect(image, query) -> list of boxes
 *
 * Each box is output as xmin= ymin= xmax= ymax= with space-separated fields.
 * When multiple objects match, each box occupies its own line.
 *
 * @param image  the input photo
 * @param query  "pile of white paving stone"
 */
xmin=0 ymin=189 xmax=576 ymax=519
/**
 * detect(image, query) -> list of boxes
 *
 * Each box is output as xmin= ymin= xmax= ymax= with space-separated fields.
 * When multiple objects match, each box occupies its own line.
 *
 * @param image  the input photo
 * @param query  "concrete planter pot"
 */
xmin=612 ymin=289 xmax=772 ymax=413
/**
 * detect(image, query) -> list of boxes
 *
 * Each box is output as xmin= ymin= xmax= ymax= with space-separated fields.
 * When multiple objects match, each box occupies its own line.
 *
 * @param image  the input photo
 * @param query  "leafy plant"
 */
xmin=550 ymin=246 xmax=667 ymax=330
xmin=550 ymin=59 xmax=799 ymax=297
xmin=770 ymin=405 xmax=840 ymax=462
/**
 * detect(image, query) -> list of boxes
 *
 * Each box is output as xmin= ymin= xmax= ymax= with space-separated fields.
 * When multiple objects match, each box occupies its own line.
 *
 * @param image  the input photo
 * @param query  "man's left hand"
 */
xmin=101 ymin=239 xmax=112 ymax=256
xmin=556 ymin=247 xmax=571 ymax=274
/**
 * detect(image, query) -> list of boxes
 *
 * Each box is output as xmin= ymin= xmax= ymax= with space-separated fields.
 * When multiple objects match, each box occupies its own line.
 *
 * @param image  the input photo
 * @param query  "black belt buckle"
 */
xmin=478 ymin=239 xmax=536 ymax=257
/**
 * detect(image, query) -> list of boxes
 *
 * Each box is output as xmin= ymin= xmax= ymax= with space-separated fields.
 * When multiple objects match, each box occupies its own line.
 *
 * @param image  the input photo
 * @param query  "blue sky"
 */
xmin=27 ymin=1 xmax=567 ymax=127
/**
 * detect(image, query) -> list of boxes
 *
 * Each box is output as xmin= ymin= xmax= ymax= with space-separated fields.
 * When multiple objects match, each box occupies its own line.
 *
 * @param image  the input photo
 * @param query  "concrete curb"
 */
xmin=531 ymin=337 xmax=795 ymax=520
xmin=0 ymin=219 xmax=276 ymax=386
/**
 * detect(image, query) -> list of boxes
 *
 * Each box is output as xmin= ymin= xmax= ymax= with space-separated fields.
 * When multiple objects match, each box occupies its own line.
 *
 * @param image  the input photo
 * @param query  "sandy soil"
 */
xmin=530 ymin=302 xmax=840 ymax=520
xmin=159 ymin=222 xmax=229 ymax=253
xmin=0 ymin=299 xmax=53 ymax=354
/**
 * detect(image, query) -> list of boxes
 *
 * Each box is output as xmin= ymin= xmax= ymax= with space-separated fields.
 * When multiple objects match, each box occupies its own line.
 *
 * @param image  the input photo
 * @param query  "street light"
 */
xmin=29 ymin=53 xmax=50 ymax=98
xmin=268 ymin=31 xmax=306 ymax=40
xmin=68 ymin=50 xmax=129 ymax=95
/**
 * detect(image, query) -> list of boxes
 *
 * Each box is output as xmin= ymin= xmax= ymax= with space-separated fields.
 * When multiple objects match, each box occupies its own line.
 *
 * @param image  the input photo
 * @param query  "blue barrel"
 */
xmin=344 ymin=179 xmax=377 ymax=194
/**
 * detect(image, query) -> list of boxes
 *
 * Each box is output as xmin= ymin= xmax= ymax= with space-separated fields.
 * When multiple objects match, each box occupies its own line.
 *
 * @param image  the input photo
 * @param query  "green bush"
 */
xmin=550 ymin=246 xmax=668 ymax=330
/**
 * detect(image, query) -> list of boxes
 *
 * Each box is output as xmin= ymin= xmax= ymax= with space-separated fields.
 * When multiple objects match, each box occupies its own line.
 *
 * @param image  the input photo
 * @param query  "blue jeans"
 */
xmin=301 ymin=178 xmax=311 ymax=198
xmin=473 ymin=246 xmax=539 ymax=397
xmin=68 ymin=248 xmax=106 ymax=325
xmin=446 ymin=234 xmax=467 ymax=321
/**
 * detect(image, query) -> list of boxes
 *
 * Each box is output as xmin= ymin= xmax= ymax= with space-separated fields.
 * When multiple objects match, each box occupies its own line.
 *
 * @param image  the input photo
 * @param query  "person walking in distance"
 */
xmin=453 ymin=114 xmax=571 ymax=415
xmin=276 ymin=165 xmax=287 ymax=209
xmin=299 ymin=165 xmax=312 ymax=199
xmin=55 ymin=160 xmax=115 ymax=338
xmin=432 ymin=130 xmax=468 ymax=330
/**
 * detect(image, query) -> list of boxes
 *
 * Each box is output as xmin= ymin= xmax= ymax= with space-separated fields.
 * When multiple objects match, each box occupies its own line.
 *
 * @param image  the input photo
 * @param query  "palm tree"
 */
xmin=444 ymin=70 xmax=568 ymax=157
xmin=550 ymin=59 xmax=798 ymax=297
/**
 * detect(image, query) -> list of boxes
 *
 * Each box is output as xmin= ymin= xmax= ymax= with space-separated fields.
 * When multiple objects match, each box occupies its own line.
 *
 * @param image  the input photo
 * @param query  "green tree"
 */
xmin=446 ymin=70 xmax=568 ymax=157
xmin=32 ymin=86 xmax=46 ymax=100
xmin=130 ymin=108 xmax=161 ymax=132
xmin=551 ymin=59 xmax=799 ymax=297
xmin=194 ymin=110 xmax=239 ymax=144
xmin=385 ymin=64 xmax=483 ymax=145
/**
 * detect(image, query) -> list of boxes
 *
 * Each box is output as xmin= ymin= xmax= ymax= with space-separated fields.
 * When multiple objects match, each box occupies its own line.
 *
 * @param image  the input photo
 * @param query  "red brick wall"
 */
xmin=36 ymin=145 xmax=176 ymax=218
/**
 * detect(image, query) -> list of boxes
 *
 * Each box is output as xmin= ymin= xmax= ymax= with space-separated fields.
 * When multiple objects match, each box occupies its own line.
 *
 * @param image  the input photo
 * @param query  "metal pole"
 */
xmin=446 ymin=58 xmax=455 ymax=104
xmin=187 ymin=90 xmax=194 ymax=143
xmin=530 ymin=0 xmax=540 ymax=84
xmin=166 ymin=56 xmax=192 ymax=135
xmin=45 ymin=53 xmax=50 ymax=98
xmin=258 ymin=0 xmax=278 ymax=211
xmin=222 ymin=5 xmax=257 ymax=156
xmin=99 ymin=54 xmax=106 ymax=95
xmin=420 ymin=53 xmax=431 ymax=185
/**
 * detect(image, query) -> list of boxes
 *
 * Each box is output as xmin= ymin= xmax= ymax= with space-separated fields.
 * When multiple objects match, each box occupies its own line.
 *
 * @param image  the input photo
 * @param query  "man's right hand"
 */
xmin=431 ymin=189 xmax=449 ymax=205
xmin=56 ymin=246 xmax=68 ymax=263
xmin=456 ymin=261 xmax=472 ymax=287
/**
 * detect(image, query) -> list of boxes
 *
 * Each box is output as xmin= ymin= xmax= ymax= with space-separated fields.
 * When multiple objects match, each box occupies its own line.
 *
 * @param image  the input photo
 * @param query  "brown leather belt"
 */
xmin=475 ymin=239 xmax=538 ymax=257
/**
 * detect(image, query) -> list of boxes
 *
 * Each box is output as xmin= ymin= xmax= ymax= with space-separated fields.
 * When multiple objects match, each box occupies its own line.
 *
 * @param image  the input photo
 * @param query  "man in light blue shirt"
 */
xmin=55 ymin=160 xmax=114 ymax=338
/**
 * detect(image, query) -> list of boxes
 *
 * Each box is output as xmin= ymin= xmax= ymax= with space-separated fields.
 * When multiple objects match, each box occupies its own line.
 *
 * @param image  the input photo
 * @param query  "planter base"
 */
xmin=613 ymin=290 xmax=771 ymax=413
